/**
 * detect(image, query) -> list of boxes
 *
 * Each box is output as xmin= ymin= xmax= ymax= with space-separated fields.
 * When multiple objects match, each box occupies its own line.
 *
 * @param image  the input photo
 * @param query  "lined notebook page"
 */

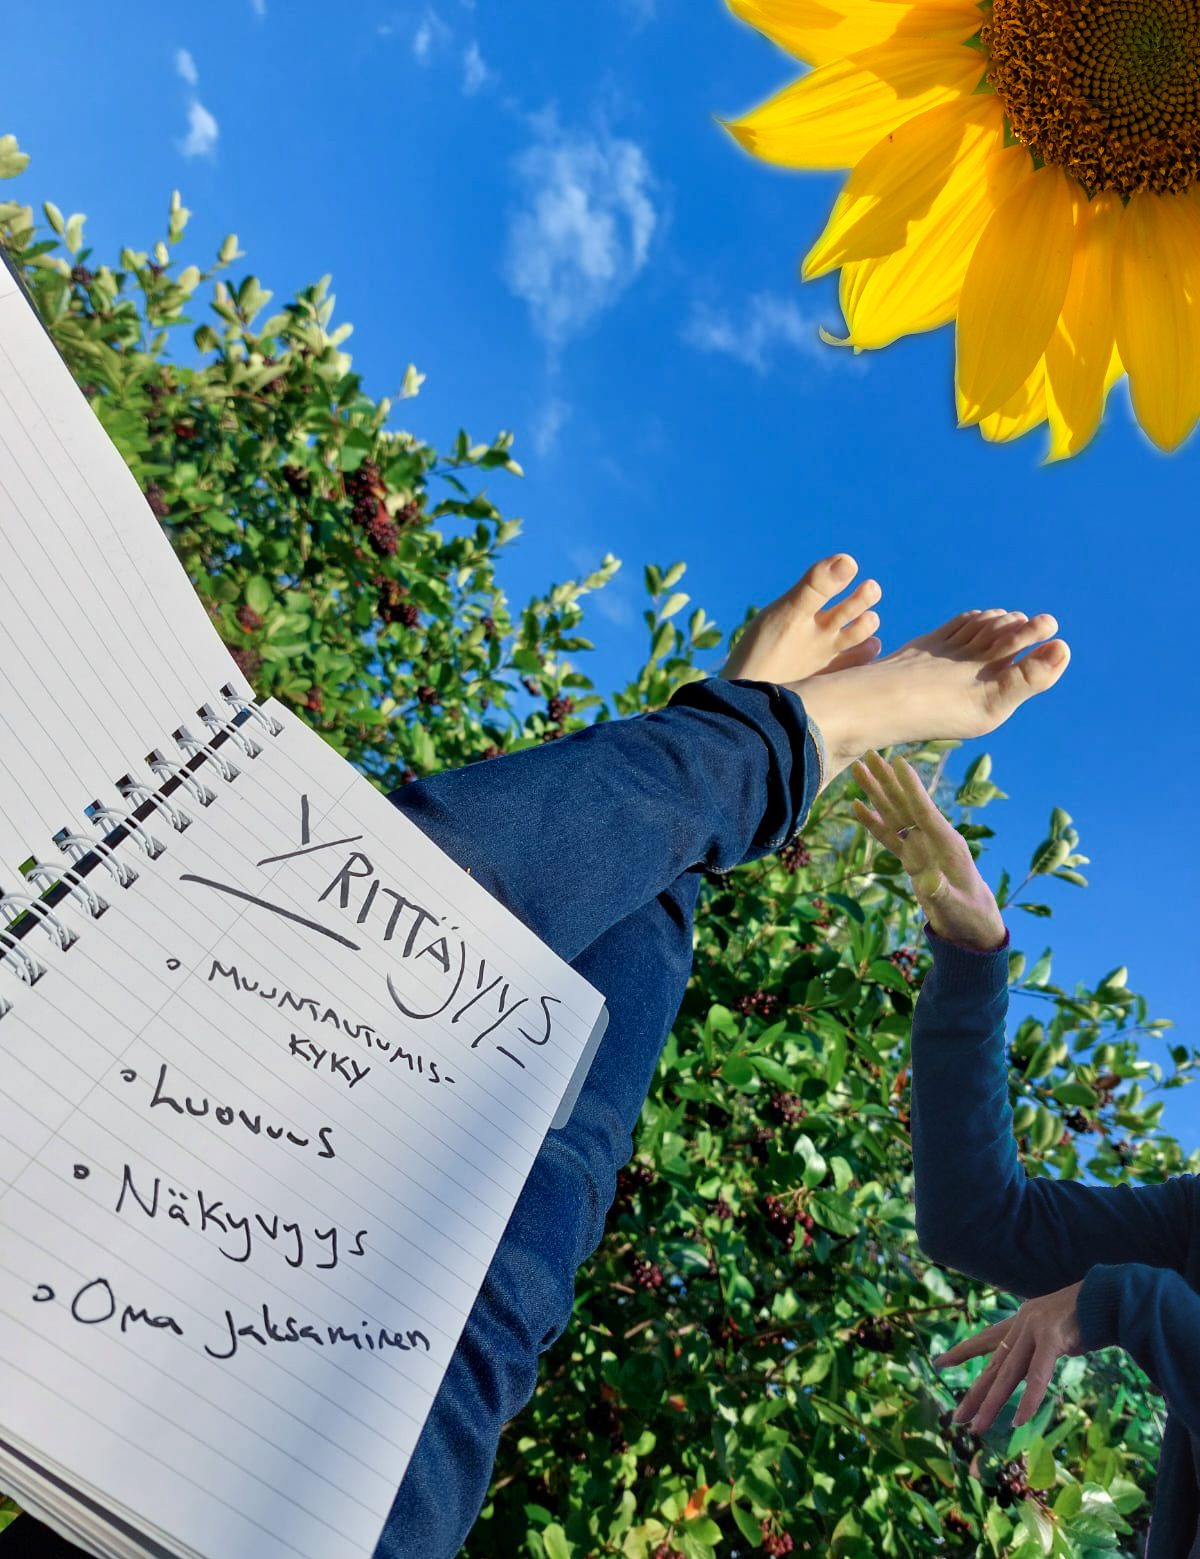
xmin=0 ymin=253 xmax=251 ymax=870
xmin=0 ymin=701 xmax=607 ymax=1559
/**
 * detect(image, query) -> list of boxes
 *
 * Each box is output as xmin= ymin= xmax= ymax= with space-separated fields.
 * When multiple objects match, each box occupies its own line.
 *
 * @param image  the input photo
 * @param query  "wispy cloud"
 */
xmin=174 ymin=50 xmax=219 ymax=159
xmin=532 ymin=396 xmax=571 ymax=456
xmin=179 ymin=100 xmax=220 ymax=159
xmin=250 ymin=0 xmax=266 ymax=15
xmin=503 ymin=118 xmax=658 ymax=348
xmin=682 ymin=292 xmax=837 ymax=374
xmin=462 ymin=41 xmax=491 ymax=94
xmin=413 ymin=8 xmax=452 ymax=62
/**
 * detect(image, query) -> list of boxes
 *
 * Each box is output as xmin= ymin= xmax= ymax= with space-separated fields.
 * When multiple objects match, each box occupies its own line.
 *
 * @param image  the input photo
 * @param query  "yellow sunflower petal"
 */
xmin=804 ymin=97 xmax=1003 ymax=278
xmin=977 ymin=359 xmax=1047 ymax=442
xmin=831 ymin=135 xmax=1024 ymax=350
xmin=722 ymin=39 xmax=985 ymax=170
xmin=955 ymin=162 xmax=1074 ymax=425
xmin=1112 ymin=189 xmax=1200 ymax=453
xmin=1041 ymin=188 xmax=1122 ymax=462
xmin=726 ymin=0 xmax=980 ymax=69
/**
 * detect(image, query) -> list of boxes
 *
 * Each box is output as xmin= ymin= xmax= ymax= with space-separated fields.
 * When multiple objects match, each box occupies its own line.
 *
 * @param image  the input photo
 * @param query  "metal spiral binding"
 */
xmin=0 ymin=686 xmax=283 ymax=1020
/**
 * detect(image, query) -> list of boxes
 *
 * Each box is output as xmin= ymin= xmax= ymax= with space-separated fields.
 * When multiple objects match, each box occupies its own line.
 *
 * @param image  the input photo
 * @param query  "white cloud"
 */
xmin=250 ymin=0 xmax=266 ymax=15
xmin=682 ymin=292 xmax=833 ymax=373
xmin=462 ymin=41 xmax=491 ymax=94
xmin=179 ymin=100 xmax=219 ymax=159
xmin=175 ymin=48 xmax=198 ymax=85
xmin=413 ymin=8 xmax=451 ymax=62
xmin=532 ymin=397 xmax=571 ymax=456
xmin=503 ymin=122 xmax=657 ymax=347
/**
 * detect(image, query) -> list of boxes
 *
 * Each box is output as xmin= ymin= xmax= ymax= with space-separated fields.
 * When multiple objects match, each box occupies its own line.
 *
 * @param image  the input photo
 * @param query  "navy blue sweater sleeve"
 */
xmin=909 ymin=922 xmax=1196 ymax=1301
xmin=1076 ymin=1264 xmax=1200 ymax=1433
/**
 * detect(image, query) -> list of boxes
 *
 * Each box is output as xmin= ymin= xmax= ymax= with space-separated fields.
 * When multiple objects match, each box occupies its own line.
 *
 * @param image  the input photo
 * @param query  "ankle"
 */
xmin=784 ymin=672 xmax=861 ymax=796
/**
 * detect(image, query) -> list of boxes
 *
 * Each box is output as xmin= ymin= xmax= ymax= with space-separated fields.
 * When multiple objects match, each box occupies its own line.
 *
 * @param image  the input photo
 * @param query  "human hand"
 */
xmin=932 ymin=1280 xmax=1087 ymax=1432
xmin=850 ymin=749 xmax=1008 ymax=952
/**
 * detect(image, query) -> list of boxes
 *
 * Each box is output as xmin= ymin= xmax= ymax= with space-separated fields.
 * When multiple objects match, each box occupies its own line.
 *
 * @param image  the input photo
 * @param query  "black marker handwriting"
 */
xmin=123 ymin=1062 xmax=337 ymax=1160
xmin=114 ymin=1162 xmax=367 ymax=1272
xmin=31 ymin=1277 xmax=429 ymax=1367
xmin=179 ymin=874 xmax=361 ymax=950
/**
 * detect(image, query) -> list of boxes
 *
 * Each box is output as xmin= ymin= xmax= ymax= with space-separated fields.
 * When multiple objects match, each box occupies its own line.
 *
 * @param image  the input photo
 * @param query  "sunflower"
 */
xmin=722 ymin=0 xmax=1200 ymax=457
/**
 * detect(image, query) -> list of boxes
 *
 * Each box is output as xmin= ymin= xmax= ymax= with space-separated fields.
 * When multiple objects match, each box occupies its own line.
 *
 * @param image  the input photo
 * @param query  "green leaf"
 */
xmin=721 ymin=1054 xmax=757 ymax=1090
xmin=807 ymin=1189 xmax=857 ymax=1237
xmin=245 ymin=576 xmax=273 ymax=615
xmin=543 ymin=1522 xmax=573 ymax=1559
xmin=661 ymin=591 xmax=690 ymax=620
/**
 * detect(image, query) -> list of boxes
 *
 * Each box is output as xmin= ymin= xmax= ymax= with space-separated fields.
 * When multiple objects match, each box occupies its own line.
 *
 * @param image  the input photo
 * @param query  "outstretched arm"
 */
xmin=910 ymin=925 xmax=1195 ymax=1298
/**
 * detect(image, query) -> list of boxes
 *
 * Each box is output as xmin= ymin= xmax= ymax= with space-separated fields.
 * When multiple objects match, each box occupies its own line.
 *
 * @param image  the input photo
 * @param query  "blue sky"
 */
xmin=8 ymin=0 xmax=1200 ymax=1156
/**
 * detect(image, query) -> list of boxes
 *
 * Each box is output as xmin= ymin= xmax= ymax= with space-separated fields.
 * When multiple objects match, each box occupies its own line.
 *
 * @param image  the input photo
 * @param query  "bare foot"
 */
xmin=790 ymin=608 xmax=1071 ymax=792
xmin=720 ymin=554 xmax=883 ymax=684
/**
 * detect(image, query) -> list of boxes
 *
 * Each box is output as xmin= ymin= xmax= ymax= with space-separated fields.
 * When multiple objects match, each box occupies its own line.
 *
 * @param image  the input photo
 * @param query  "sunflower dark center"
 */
xmin=983 ymin=0 xmax=1200 ymax=193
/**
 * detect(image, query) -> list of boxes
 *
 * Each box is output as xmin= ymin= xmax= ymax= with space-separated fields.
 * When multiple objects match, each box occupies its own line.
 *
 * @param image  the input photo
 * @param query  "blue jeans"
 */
xmin=0 ymin=678 xmax=825 ymax=1559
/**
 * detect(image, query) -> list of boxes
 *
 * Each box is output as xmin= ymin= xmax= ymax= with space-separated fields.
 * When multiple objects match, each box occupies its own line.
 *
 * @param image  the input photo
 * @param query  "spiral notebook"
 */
xmin=0 ymin=247 xmax=609 ymax=1559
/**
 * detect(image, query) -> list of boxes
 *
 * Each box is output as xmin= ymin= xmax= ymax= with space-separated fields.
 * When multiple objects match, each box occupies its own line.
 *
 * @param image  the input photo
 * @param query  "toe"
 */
xmin=824 ymin=577 xmax=882 ymax=630
xmin=800 ymin=553 xmax=859 ymax=605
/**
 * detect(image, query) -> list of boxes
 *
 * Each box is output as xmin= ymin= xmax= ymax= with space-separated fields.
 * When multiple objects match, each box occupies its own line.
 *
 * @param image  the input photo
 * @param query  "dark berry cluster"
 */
xmin=707 ymin=1313 xmax=741 ymax=1347
xmin=652 ymin=1546 xmax=685 ymax=1559
xmin=763 ymin=1193 xmax=796 ymax=1248
xmin=522 ymin=676 xmax=541 ymax=696
xmin=377 ymin=577 xmax=419 ymax=628
xmin=628 ymin=1254 xmax=664 ymax=1291
xmin=943 ymin=1509 xmax=973 ymax=1538
xmin=778 ymin=837 xmax=812 ymax=874
xmin=810 ymin=895 xmax=831 ymax=933
xmin=305 ymin=688 xmax=324 ymax=714
xmin=237 ymin=604 xmax=264 ymax=632
xmin=547 ymin=694 xmax=575 ymax=725
xmin=478 ymin=744 xmax=504 ymax=762
xmin=346 ymin=459 xmax=398 ymax=557
xmin=1065 ymin=1110 xmax=1091 ymax=1134
xmin=70 ymin=265 xmax=94 ymax=289
xmin=398 ymin=767 xmax=418 ymax=786
xmin=584 ymin=1398 xmax=627 ymax=1455
xmin=540 ymin=729 xmax=564 ymax=743
xmin=994 ymin=1457 xmax=1031 ymax=1509
xmin=143 ymin=483 xmax=170 ymax=518
xmin=887 ymin=947 xmax=920 ymax=983
xmin=760 ymin=1520 xmax=795 ymax=1555
xmin=416 ymin=686 xmax=439 ymax=707
xmin=227 ymin=646 xmax=262 ymax=683
xmin=614 ymin=1162 xmax=655 ymax=1214
xmin=259 ymin=355 xmax=287 ymax=395
xmin=280 ymin=463 xmax=312 ymax=498
xmin=938 ymin=1409 xmax=981 ymax=1461
xmin=713 ymin=1197 xmax=733 ymax=1221
xmin=480 ymin=615 xmax=496 ymax=640
xmin=768 ymin=1092 xmax=806 ymax=1126
xmin=737 ymin=990 xmax=781 ymax=1019
xmin=852 ymin=1317 xmax=895 ymax=1353
xmin=1094 ymin=1071 xmax=1121 ymax=1105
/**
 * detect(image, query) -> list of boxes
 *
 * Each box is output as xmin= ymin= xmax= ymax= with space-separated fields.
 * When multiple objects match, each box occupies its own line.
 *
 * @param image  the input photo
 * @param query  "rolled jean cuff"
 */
xmin=665 ymin=676 xmax=824 ymax=861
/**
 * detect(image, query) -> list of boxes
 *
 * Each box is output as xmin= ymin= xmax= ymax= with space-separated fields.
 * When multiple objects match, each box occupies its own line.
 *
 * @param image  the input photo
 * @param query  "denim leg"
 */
xmin=373 ymin=879 xmax=702 ymax=1559
xmin=372 ymin=678 xmax=825 ymax=1558
xmin=380 ymin=678 xmax=825 ymax=966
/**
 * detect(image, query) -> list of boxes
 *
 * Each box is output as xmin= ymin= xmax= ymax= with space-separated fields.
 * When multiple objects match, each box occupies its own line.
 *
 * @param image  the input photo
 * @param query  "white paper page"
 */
xmin=0 ymin=701 xmax=606 ymax=1559
xmin=0 ymin=250 xmax=252 ymax=870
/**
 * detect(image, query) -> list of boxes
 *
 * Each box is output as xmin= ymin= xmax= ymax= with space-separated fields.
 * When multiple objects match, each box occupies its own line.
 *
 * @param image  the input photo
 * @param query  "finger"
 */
xmin=1012 ymin=1351 xmax=1057 ymax=1427
xmin=960 ymin=1340 xmax=1035 ymax=1434
xmin=932 ymin=1321 xmax=1013 ymax=1367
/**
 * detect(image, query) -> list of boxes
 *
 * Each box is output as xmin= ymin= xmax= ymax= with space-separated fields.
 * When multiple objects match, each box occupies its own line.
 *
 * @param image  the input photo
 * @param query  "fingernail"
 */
xmin=829 ymin=554 xmax=852 ymax=579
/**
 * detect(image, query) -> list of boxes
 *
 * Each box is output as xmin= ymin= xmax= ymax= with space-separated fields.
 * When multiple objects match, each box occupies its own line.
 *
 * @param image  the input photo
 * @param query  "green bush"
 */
xmin=3 ymin=132 xmax=1195 ymax=1559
